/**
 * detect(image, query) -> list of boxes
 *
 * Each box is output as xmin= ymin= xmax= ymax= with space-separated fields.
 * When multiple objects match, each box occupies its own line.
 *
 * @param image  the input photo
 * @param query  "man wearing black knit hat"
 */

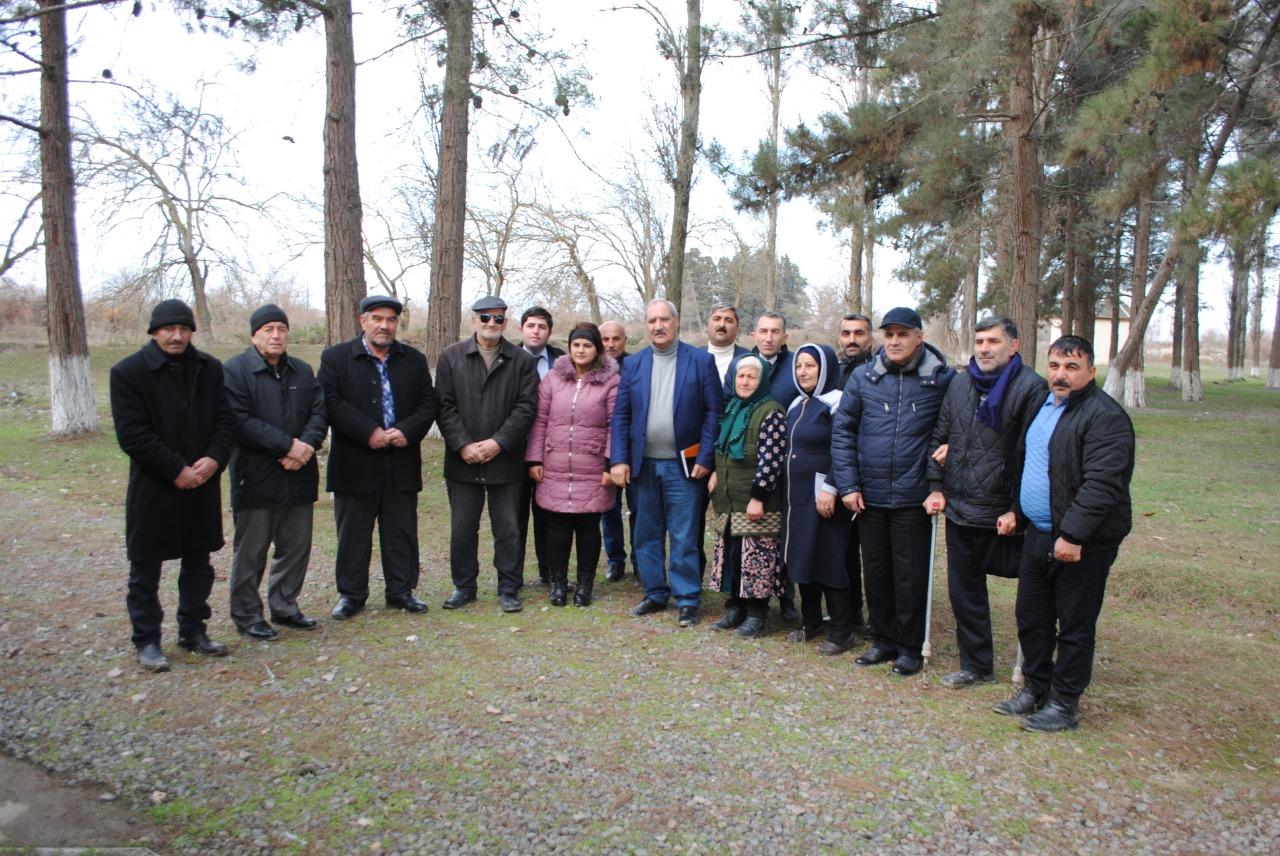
xmin=223 ymin=304 xmax=328 ymax=641
xmin=110 ymin=298 xmax=236 ymax=671
xmin=319 ymin=294 xmax=439 ymax=620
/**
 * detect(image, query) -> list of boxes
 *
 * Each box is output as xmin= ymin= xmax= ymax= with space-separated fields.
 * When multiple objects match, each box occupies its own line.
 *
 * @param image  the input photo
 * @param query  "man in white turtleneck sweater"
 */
xmin=705 ymin=302 xmax=748 ymax=385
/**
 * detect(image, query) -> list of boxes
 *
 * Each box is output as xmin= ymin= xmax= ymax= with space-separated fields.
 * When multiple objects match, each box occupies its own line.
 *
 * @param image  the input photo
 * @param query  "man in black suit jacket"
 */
xmin=318 ymin=295 xmax=439 ymax=620
xmin=516 ymin=306 xmax=565 ymax=586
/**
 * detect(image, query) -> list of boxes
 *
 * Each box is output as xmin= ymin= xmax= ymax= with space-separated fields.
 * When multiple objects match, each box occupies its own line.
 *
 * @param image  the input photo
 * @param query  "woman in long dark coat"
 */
xmin=707 ymin=355 xmax=787 ymax=638
xmin=781 ymin=343 xmax=856 ymax=655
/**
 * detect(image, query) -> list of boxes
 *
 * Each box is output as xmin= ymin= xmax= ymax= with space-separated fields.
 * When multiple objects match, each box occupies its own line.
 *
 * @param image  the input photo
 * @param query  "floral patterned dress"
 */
xmin=709 ymin=409 xmax=787 ymax=598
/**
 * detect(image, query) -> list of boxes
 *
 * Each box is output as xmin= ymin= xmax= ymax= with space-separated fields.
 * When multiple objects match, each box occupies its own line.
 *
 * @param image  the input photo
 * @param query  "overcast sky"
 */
xmin=2 ymin=0 xmax=1243 ymax=337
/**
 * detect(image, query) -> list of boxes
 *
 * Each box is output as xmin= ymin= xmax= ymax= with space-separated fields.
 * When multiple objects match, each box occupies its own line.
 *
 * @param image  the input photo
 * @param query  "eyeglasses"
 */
xmin=478 ymin=313 xmax=506 ymax=324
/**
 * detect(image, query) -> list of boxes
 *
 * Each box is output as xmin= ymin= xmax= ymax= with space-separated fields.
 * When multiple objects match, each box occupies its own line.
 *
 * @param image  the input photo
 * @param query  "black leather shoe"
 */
xmin=271 ymin=612 xmax=318 ymax=630
xmin=677 ymin=606 xmax=699 ymax=627
xmin=817 ymin=637 xmax=855 ymax=656
xmin=238 ymin=621 xmax=278 ymax=641
xmin=890 ymin=654 xmax=922 ymax=676
xmin=712 ymin=604 xmax=746 ymax=631
xmin=605 ymin=562 xmax=625 ymax=582
xmin=630 ymin=598 xmax=667 ymax=617
xmin=177 ymin=633 xmax=228 ymax=657
xmin=331 ymin=597 xmax=365 ymax=620
xmin=442 ymin=590 xmax=476 ymax=610
xmin=786 ymin=624 xmax=826 ymax=643
xmin=734 ymin=615 xmax=766 ymax=637
xmin=855 ymin=645 xmax=897 ymax=667
xmin=573 ymin=574 xmax=594 ymax=607
xmin=1021 ymin=698 xmax=1080 ymax=732
xmin=136 ymin=643 xmax=170 ymax=672
xmin=386 ymin=593 xmax=429 ymax=613
xmin=941 ymin=669 xmax=995 ymax=689
xmin=499 ymin=593 xmax=523 ymax=613
xmin=993 ymin=687 xmax=1047 ymax=717
xmin=779 ymin=596 xmax=801 ymax=625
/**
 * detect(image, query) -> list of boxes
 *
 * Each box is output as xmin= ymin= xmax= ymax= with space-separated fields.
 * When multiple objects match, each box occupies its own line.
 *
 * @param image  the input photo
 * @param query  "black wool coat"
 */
xmin=223 ymin=346 xmax=328 ymax=511
xmin=926 ymin=364 xmax=1048 ymax=528
xmin=318 ymin=336 xmax=439 ymax=494
xmin=436 ymin=336 xmax=540 ymax=485
xmin=109 ymin=341 xmax=236 ymax=561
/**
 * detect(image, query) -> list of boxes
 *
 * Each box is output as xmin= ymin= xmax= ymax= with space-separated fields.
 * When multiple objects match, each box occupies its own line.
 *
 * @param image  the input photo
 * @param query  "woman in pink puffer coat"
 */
xmin=526 ymin=322 xmax=621 ymax=607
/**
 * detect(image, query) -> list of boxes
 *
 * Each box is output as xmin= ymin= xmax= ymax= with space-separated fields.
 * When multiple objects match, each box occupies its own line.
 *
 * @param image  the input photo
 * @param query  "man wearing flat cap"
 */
xmin=435 ymin=295 xmax=540 ymax=613
xmin=110 ymin=298 xmax=236 ymax=671
xmin=318 ymin=294 xmax=439 ymax=620
xmin=831 ymin=306 xmax=954 ymax=677
xmin=223 ymin=305 xmax=328 ymax=640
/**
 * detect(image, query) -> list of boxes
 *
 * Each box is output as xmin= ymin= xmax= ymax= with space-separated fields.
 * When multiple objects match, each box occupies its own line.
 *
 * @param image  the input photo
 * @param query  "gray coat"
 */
xmin=927 ymin=363 xmax=1048 ymax=527
xmin=223 ymin=346 xmax=328 ymax=511
xmin=436 ymin=336 xmax=540 ymax=484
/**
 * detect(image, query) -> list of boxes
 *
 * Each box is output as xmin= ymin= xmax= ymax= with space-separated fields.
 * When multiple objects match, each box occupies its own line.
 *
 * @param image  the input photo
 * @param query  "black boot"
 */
xmin=573 ymin=569 xmax=595 ymax=607
xmin=712 ymin=600 xmax=746 ymax=631
xmin=549 ymin=567 xmax=568 ymax=607
xmin=735 ymin=614 xmax=768 ymax=638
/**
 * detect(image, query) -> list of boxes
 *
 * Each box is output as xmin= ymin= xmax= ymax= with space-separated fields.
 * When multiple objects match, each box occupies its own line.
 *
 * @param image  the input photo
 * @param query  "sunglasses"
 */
xmin=478 ymin=313 xmax=506 ymax=324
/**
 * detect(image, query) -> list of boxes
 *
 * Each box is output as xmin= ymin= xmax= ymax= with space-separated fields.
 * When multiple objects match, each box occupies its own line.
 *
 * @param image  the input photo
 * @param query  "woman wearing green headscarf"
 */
xmin=706 ymin=354 xmax=787 ymax=637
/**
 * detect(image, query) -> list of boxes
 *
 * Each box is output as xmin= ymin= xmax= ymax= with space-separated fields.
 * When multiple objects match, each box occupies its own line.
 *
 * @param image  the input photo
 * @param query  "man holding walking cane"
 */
xmin=993 ymin=336 xmax=1134 ymax=732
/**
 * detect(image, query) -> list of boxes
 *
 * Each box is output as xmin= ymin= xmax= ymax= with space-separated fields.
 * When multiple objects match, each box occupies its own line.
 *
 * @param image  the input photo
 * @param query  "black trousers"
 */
xmin=545 ymin=510 xmax=603 ymax=581
xmin=333 ymin=489 xmax=420 ymax=603
xmin=945 ymin=522 xmax=1021 ymax=676
xmin=859 ymin=505 xmax=933 ymax=658
xmin=517 ymin=475 xmax=551 ymax=580
xmin=798 ymin=582 xmax=856 ymax=645
xmin=845 ymin=516 xmax=866 ymax=628
xmin=725 ymin=595 xmax=769 ymax=618
xmin=127 ymin=551 xmax=214 ymax=648
xmin=447 ymin=479 xmax=523 ymax=596
xmin=1016 ymin=527 xmax=1117 ymax=704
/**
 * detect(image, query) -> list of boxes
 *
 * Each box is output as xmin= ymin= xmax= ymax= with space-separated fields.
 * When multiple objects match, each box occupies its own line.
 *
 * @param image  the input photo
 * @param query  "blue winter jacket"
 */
xmin=830 ymin=343 xmax=954 ymax=508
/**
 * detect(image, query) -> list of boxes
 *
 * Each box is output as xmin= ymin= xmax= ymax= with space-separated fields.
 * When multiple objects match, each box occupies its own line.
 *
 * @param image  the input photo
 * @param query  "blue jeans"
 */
xmin=632 ymin=457 xmax=704 ymax=608
xmin=601 ymin=484 xmax=635 ymax=567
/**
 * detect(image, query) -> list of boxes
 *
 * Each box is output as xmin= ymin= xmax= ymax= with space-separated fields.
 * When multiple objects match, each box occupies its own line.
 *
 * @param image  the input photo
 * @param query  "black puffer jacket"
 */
xmin=223 ymin=346 xmax=327 ymax=510
xmin=1010 ymin=381 xmax=1135 ymax=547
xmin=831 ymin=343 xmax=954 ymax=508
xmin=927 ymin=364 xmax=1047 ymax=527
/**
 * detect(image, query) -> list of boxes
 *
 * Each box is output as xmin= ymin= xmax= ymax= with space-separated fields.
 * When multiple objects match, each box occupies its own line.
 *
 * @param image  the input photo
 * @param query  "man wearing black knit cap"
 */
xmin=223 ymin=304 xmax=328 ymax=640
xmin=110 ymin=298 xmax=236 ymax=671
xmin=319 ymin=294 xmax=439 ymax=620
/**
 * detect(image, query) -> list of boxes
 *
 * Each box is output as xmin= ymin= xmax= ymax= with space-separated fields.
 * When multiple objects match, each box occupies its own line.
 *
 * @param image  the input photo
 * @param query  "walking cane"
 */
xmin=921 ymin=513 xmax=940 ymax=669
xmin=1012 ymin=644 xmax=1024 ymax=686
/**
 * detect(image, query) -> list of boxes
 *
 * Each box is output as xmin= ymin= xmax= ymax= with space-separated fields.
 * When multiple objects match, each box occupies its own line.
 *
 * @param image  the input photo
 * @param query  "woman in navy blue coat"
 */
xmin=780 ymin=344 xmax=857 ymax=655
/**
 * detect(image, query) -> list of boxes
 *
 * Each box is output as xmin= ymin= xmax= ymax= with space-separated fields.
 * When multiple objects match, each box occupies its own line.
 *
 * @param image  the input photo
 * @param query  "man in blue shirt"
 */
xmin=994 ymin=336 xmax=1135 ymax=732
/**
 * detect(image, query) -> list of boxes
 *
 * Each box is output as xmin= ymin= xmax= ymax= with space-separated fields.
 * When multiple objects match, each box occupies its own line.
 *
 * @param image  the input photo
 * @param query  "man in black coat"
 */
xmin=319 ymin=295 xmax=439 ymax=621
xmin=925 ymin=316 xmax=1047 ymax=688
xmin=835 ymin=311 xmax=876 ymax=635
xmin=436 ymin=295 xmax=540 ymax=613
xmin=223 ymin=305 xmax=328 ymax=640
xmin=515 ymin=306 xmax=565 ymax=586
xmin=994 ymin=335 xmax=1134 ymax=732
xmin=110 ymin=299 xmax=235 ymax=672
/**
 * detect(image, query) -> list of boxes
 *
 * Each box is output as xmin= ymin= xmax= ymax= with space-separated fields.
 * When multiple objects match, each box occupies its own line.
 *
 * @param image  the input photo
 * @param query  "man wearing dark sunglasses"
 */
xmin=436 ymin=295 xmax=541 ymax=613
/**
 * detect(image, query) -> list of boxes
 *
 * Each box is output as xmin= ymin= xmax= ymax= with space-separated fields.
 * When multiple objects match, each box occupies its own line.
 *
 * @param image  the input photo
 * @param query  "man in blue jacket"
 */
xmin=832 ymin=307 xmax=954 ymax=676
xmin=610 ymin=299 xmax=723 ymax=627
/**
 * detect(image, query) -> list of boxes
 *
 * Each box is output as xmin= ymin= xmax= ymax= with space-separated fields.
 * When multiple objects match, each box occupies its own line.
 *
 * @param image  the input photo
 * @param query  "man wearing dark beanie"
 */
xmin=223 ymin=304 xmax=328 ymax=641
xmin=110 ymin=298 xmax=235 ymax=671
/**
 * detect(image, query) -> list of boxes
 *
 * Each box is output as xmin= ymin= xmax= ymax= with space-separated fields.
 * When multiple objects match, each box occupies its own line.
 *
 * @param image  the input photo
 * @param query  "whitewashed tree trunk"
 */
xmin=49 ymin=354 xmax=97 ymax=434
xmin=1122 ymin=368 xmax=1145 ymax=409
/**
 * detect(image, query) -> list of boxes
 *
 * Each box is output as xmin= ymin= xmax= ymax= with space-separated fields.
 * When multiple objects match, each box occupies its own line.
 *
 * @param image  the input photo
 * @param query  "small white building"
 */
xmin=1043 ymin=301 xmax=1131 ymax=365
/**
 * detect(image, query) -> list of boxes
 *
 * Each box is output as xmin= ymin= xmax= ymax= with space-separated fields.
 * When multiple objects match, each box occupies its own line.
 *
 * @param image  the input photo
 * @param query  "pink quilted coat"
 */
xmin=526 ymin=355 xmax=620 ymax=514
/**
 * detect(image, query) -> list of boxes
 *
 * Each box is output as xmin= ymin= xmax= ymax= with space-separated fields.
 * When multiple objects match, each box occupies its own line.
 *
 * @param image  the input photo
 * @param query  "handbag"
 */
xmin=714 ymin=510 xmax=783 ymax=538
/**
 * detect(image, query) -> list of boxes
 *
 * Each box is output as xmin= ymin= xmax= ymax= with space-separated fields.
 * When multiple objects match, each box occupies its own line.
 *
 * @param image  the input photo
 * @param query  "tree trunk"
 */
xmin=1061 ymin=181 xmax=1076 ymax=338
xmin=1227 ymin=242 xmax=1248 ymax=381
xmin=1269 ymin=266 xmax=1280 ymax=389
xmin=1073 ymin=231 xmax=1096 ymax=341
xmin=185 ymin=252 xmax=212 ymax=336
xmin=1251 ymin=239 xmax=1265 ymax=377
xmin=863 ymin=209 xmax=875 ymax=319
xmin=846 ymin=190 xmax=864 ymax=312
xmin=1107 ymin=3 xmax=1280 ymax=400
xmin=1124 ymin=184 xmax=1153 ymax=408
xmin=565 ymin=240 xmax=602 ymax=324
xmin=1170 ymin=259 xmax=1184 ymax=389
xmin=1003 ymin=4 xmax=1043 ymax=369
xmin=323 ymin=0 xmax=365 ymax=346
xmin=762 ymin=18 xmax=781 ymax=313
xmin=959 ymin=218 xmax=980 ymax=363
xmin=40 ymin=0 xmax=98 ymax=436
xmin=424 ymin=0 xmax=473 ymax=366
xmin=665 ymin=0 xmax=703 ymax=317
xmin=1181 ymin=236 xmax=1204 ymax=402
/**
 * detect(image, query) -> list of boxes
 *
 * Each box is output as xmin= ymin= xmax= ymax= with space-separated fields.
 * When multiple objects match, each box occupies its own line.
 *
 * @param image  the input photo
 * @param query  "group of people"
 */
xmin=110 ymin=292 xmax=1134 ymax=733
